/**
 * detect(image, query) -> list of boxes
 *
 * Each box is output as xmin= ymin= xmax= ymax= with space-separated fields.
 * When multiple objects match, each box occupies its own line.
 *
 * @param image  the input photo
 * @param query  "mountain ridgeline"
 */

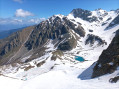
xmin=71 ymin=8 xmax=98 ymax=22
xmin=92 ymin=29 xmax=119 ymax=82
xmin=0 ymin=8 xmax=119 ymax=82
xmin=0 ymin=15 xmax=85 ymax=65
xmin=25 ymin=16 xmax=85 ymax=51
xmin=0 ymin=26 xmax=34 ymax=65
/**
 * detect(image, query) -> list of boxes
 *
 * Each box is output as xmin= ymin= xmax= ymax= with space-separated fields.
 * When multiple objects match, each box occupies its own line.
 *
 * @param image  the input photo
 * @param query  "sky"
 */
xmin=0 ymin=0 xmax=119 ymax=30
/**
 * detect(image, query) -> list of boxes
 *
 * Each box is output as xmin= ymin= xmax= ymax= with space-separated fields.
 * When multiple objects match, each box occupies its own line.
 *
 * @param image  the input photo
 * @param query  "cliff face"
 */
xmin=106 ymin=15 xmax=119 ymax=30
xmin=92 ymin=30 xmax=119 ymax=79
xmin=85 ymin=34 xmax=106 ymax=46
xmin=0 ymin=8 xmax=119 ymax=85
xmin=25 ymin=16 xmax=85 ymax=51
xmin=0 ymin=26 xmax=34 ymax=65
xmin=71 ymin=8 xmax=98 ymax=22
xmin=0 ymin=15 xmax=85 ymax=65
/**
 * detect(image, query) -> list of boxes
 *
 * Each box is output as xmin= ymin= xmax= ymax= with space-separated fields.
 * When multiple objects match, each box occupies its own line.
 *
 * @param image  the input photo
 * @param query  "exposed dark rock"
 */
xmin=89 ymin=29 xmax=93 ymax=32
xmin=51 ymin=56 xmax=57 ymax=61
xmin=116 ymin=9 xmax=119 ymax=14
xmin=24 ymin=47 xmax=46 ymax=63
xmin=102 ymin=22 xmax=107 ymax=26
xmin=74 ymin=26 xmax=85 ymax=37
xmin=105 ymin=15 xmax=119 ymax=30
xmin=106 ymin=17 xmax=112 ymax=21
xmin=0 ymin=26 xmax=34 ymax=65
xmin=0 ymin=15 xmax=85 ymax=66
xmin=37 ymin=60 xmax=45 ymax=67
xmin=92 ymin=30 xmax=119 ymax=78
xmin=109 ymin=76 xmax=119 ymax=83
xmin=85 ymin=34 xmax=106 ymax=46
xmin=58 ymin=37 xmax=77 ymax=51
xmin=52 ymin=50 xmax=64 ymax=57
xmin=71 ymin=8 xmax=98 ymax=22
xmin=25 ymin=16 xmax=85 ymax=50
xmin=62 ymin=17 xmax=85 ymax=37
xmin=24 ymin=65 xmax=35 ymax=71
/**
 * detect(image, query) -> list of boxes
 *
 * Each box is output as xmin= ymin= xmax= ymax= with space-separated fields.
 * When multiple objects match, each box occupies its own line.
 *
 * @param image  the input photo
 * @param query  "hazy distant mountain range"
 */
xmin=0 ymin=8 xmax=119 ymax=89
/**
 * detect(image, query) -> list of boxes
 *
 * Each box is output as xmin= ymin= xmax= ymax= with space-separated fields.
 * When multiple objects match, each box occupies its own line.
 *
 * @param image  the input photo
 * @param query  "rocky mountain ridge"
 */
xmin=0 ymin=8 xmax=119 ymax=83
xmin=92 ymin=29 xmax=119 ymax=82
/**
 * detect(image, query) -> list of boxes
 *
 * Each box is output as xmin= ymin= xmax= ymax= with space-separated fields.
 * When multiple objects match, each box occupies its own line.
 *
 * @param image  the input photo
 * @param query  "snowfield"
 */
xmin=0 ymin=9 xmax=119 ymax=89
xmin=0 ymin=68 xmax=119 ymax=89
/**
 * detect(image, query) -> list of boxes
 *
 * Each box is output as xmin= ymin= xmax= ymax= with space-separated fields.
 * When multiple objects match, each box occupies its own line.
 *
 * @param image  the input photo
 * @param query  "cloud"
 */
xmin=15 ymin=9 xmax=34 ymax=17
xmin=28 ymin=18 xmax=46 ymax=23
xmin=0 ymin=18 xmax=46 ymax=25
xmin=0 ymin=18 xmax=46 ymax=30
xmin=0 ymin=18 xmax=23 ymax=24
xmin=13 ymin=0 xmax=23 ymax=3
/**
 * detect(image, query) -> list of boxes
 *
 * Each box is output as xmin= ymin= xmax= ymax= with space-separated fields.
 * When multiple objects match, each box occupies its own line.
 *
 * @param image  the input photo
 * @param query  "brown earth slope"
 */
xmin=0 ymin=26 xmax=35 ymax=65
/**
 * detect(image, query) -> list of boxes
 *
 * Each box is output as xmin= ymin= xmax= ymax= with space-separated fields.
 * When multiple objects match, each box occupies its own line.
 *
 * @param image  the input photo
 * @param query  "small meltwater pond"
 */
xmin=75 ymin=56 xmax=85 ymax=62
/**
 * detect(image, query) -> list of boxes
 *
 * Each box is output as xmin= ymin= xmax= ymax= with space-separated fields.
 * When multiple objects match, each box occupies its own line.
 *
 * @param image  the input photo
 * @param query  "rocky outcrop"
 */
xmin=109 ymin=76 xmax=119 ymax=83
xmin=92 ymin=30 xmax=119 ymax=79
xmin=58 ymin=36 xmax=77 ymax=51
xmin=116 ymin=9 xmax=119 ymax=14
xmin=25 ymin=16 xmax=85 ymax=50
xmin=105 ymin=15 xmax=119 ymax=30
xmin=0 ymin=15 xmax=85 ymax=65
xmin=71 ymin=8 xmax=98 ymax=22
xmin=85 ymin=34 xmax=106 ymax=46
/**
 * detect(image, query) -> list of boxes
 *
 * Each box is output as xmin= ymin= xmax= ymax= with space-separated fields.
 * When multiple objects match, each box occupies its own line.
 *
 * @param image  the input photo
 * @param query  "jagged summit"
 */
xmin=47 ymin=14 xmax=64 ymax=21
xmin=116 ymin=8 xmax=119 ymax=13
xmin=69 ymin=8 xmax=118 ymax=23
xmin=0 ymin=8 xmax=118 ymax=65
xmin=95 ymin=8 xmax=103 ymax=10
xmin=70 ymin=8 xmax=93 ymax=21
xmin=92 ymin=29 xmax=119 ymax=82
xmin=0 ymin=8 xmax=119 ymax=88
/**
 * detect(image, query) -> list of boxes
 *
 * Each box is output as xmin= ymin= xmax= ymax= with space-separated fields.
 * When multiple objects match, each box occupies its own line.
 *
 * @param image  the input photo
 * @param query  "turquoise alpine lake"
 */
xmin=75 ymin=56 xmax=85 ymax=62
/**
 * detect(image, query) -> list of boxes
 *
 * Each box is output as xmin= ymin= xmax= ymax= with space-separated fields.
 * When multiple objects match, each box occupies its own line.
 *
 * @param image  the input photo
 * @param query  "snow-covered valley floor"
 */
xmin=0 ymin=67 xmax=119 ymax=89
xmin=0 ymin=50 xmax=119 ymax=89
xmin=0 ymin=41 xmax=119 ymax=89
xmin=0 ymin=9 xmax=119 ymax=89
xmin=0 ymin=28 xmax=119 ymax=89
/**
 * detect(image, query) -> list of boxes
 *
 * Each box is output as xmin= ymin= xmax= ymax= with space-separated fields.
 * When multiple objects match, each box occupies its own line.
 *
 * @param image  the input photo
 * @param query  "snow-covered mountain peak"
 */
xmin=50 ymin=14 xmax=64 ymax=19
xmin=92 ymin=9 xmax=108 ymax=17
xmin=115 ymin=8 xmax=119 ymax=14
xmin=0 ymin=8 xmax=119 ymax=89
xmin=54 ymin=14 xmax=64 ymax=18
xmin=45 ymin=14 xmax=65 ymax=24
xmin=95 ymin=8 xmax=107 ymax=12
xmin=69 ymin=8 xmax=118 ymax=24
